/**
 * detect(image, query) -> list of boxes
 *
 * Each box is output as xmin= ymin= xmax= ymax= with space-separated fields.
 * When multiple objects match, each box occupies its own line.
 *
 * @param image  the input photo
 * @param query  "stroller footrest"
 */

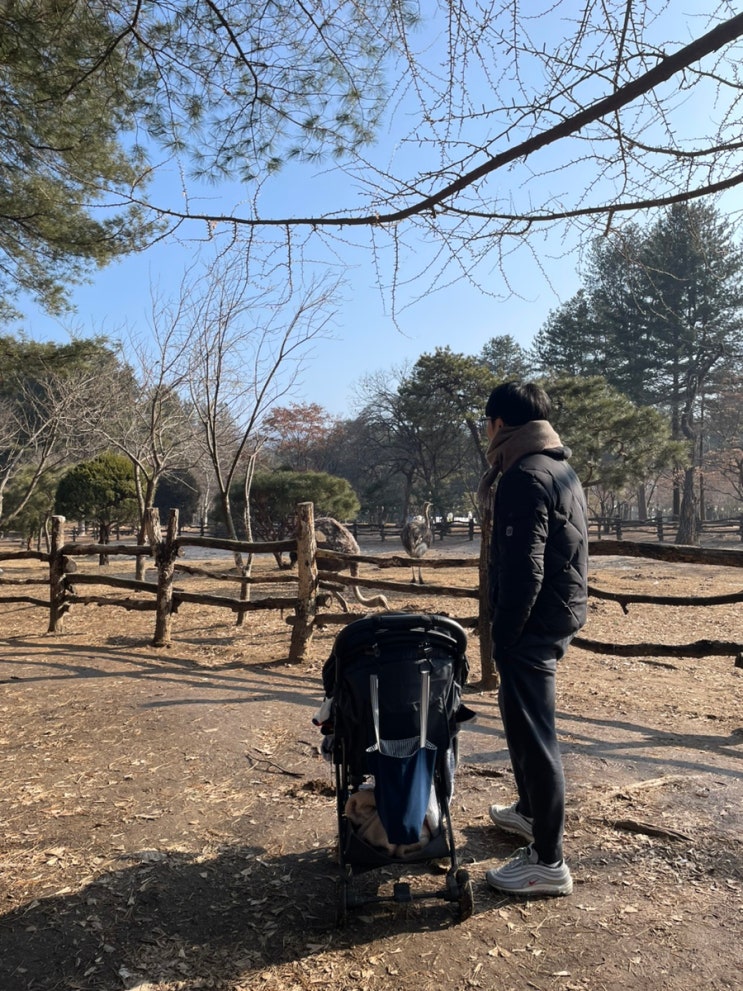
xmin=393 ymin=882 xmax=412 ymax=903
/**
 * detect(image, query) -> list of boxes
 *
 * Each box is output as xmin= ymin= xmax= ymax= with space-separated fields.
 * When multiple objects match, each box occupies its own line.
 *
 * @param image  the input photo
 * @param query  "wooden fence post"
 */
xmin=236 ymin=568 xmax=250 ymax=627
xmin=289 ymin=502 xmax=318 ymax=664
xmin=148 ymin=508 xmax=179 ymax=648
xmin=477 ymin=500 xmax=497 ymax=691
xmin=48 ymin=515 xmax=66 ymax=633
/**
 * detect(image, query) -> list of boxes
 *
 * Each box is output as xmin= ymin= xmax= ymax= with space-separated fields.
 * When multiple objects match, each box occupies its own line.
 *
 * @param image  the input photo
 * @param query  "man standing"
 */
xmin=481 ymin=381 xmax=588 ymax=896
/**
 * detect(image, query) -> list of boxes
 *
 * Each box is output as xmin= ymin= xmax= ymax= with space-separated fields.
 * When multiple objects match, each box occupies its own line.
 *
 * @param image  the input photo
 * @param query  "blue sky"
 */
xmin=14 ymin=3 xmax=742 ymax=418
xmin=18 ymin=166 xmax=583 ymax=417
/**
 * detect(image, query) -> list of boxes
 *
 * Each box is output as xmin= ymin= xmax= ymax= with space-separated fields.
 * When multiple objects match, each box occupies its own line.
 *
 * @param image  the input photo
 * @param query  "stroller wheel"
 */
xmin=456 ymin=868 xmax=474 ymax=921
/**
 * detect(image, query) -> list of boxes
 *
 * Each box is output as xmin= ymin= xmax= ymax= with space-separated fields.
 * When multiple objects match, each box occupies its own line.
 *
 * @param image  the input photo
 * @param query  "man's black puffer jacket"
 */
xmin=488 ymin=448 xmax=588 ymax=661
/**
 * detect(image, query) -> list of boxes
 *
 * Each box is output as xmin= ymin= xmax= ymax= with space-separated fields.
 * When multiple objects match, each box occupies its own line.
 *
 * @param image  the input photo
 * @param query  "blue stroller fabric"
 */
xmin=366 ymin=671 xmax=437 ymax=845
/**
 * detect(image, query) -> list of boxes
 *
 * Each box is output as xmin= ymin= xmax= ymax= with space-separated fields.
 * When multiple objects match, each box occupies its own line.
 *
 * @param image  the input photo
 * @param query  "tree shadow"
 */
xmin=460 ymin=705 xmax=743 ymax=782
xmin=0 ymin=637 xmax=324 ymax=708
xmin=558 ymin=708 xmax=743 ymax=779
xmin=0 ymin=840 xmax=482 ymax=991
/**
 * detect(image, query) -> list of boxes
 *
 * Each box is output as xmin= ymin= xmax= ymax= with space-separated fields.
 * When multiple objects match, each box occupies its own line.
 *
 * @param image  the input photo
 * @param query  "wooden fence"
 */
xmin=588 ymin=514 xmax=743 ymax=543
xmin=182 ymin=514 xmax=743 ymax=546
xmin=578 ymin=539 xmax=743 ymax=669
xmin=0 ymin=506 xmax=484 ymax=665
xmin=1 ymin=505 xmax=742 ymax=677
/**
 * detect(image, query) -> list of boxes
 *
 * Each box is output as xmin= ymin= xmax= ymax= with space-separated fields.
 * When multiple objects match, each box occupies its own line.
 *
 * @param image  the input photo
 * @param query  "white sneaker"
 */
xmin=488 ymin=802 xmax=534 ymax=842
xmin=486 ymin=845 xmax=573 ymax=896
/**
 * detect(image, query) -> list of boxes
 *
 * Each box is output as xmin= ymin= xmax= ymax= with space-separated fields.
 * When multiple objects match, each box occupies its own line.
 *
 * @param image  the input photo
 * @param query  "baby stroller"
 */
xmin=323 ymin=612 xmax=475 ymax=925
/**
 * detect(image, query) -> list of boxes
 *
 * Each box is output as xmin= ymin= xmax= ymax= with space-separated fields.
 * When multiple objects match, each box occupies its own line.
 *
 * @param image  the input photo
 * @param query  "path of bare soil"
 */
xmin=0 ymin=540 xmax=742 ymax=991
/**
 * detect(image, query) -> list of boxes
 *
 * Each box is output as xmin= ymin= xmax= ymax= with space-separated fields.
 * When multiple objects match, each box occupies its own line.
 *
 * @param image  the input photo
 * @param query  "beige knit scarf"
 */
xmin=477 ymin=419 xmax=564 ymax=509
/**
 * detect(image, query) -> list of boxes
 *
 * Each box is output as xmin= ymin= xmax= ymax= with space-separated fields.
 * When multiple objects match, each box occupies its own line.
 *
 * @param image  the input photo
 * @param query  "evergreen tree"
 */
xmin=638 ymin=204 xmax=743 ymax=539
xmin=480 ymin=335 xmax=533 ymax=381
xmin=405 ymin=347 xmax=495 ymax=473
xmin=153 ymin=469 xmax=202 ymax=526
xmin=704 ymin=371 xmax=743 ymax=509
xmin=2 ymin=465 xmax=63 ymax=550
xmin=532 ymin=204 xmax=743 ymax=541
xmin=531 ymin=291 xmax=605 ymax=378
xmin=585 ymin=227 xmax=659 ymax=405
xmin=234 ymin=468 xmax=360 ymax=563
xmin=56 ymin=452 xmax=138 ymax=562
xmin=2 ymin=1 xmax=411 ymax=314
xmin=544 ymin=376 xmax=686 ymax=507
xmin=0 ymin=1 xmax=156 ymax=315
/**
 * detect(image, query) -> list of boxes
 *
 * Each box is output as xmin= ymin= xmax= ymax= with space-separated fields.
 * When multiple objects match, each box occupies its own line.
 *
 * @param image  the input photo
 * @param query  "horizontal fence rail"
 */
xmin=1 ymin=506 xmax=741 ymax=673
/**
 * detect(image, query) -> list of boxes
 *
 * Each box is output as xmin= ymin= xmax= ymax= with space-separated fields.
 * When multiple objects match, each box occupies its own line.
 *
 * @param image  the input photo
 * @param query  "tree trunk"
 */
xmin=150 ymin=508 xmax=179 ymax=648
xmin=217 ymin=489 xmax=246 ymax=571
xmin=698 ymin=458 xmax=706 ymax=524
xmin=677 ymin=404 xmax=699 ymax=545
xmin=289 ymin=502 xmax=318 ymax=663
xmin=237 ymin=452 xmax=259 ymax=626
xmin=48 ymin=515 xmax=66 ymax=633
xmin=135 ymin=519 xmax=148 ymax=580
xmin=98 ymin=521 xmax=111 ymax=566
xmin=675 ymin=466 xmax=699 ymax=545
xmin=637 ymin=484 xmax=647 ymax=522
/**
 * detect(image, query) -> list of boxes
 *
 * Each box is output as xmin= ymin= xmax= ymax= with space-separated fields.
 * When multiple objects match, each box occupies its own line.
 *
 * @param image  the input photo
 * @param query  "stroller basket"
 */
xmin=324 ymin=612 xmax=475 ymax=925
xmin=370 ymin=737 xmax=435 ymax=758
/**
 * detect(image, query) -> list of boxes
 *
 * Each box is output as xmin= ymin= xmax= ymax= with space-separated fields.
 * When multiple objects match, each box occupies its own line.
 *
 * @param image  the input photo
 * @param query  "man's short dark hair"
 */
xmin=485 ymin=381 xmax=552 ymax=425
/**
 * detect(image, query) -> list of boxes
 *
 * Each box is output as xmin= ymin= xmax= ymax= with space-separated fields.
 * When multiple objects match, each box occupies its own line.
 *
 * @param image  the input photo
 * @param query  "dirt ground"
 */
xmin=0 ymin=537 xmax=742 ymax=991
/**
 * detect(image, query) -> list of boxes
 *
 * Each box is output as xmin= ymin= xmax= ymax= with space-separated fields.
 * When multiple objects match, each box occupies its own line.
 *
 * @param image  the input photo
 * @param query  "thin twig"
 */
xmin=246 ymin=750 xmax=304 ymax=778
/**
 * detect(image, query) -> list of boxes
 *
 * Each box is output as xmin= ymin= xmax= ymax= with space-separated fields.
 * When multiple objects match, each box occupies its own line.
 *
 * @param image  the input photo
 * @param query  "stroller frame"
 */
xmin=326 ymin=612 xmax=475 ymax=925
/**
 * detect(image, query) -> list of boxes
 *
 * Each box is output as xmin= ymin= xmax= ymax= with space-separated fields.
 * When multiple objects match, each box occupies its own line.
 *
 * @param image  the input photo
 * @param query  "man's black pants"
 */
xmin=495 ymin=633 xmax=572 ymax=864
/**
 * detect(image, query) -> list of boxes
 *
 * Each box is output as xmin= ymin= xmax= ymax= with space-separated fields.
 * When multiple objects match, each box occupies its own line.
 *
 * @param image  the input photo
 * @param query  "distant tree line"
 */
xmin=1 ymin=204 xmax=742 ymax=552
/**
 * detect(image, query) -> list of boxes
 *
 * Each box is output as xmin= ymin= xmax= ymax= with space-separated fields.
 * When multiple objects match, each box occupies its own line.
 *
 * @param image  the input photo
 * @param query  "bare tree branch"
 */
xmin=135 ymin=11 xmax=743 ymax=231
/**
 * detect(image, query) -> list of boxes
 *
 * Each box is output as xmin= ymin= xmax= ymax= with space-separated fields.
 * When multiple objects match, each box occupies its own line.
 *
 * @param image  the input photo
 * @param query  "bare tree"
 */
xmin=81 ymin=289 xmax=203 ymax=577
xmin=183 ymin=250 xmax=341 ymax=568
xmin=705 ymin=373 xmax=743 ymax=506
xmin=0 ymin=349 xmax=110 ymax=526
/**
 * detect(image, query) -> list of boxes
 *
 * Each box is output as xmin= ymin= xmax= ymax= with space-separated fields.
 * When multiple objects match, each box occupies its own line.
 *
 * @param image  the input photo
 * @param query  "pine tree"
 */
xmin=638 ymin=204 xmax=743 ymax=540
xmin=530 ymin=291 xmax=607 ymax=378
xmin=531 ymin=204 xmax=743 ymax=541
xmin=480 ymin=335 xmax=533 ymax=381
xmin=585 ymin=227 xmax=661 ymax=406
xmin=0 ymin=1 xmax=156 ymax=315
